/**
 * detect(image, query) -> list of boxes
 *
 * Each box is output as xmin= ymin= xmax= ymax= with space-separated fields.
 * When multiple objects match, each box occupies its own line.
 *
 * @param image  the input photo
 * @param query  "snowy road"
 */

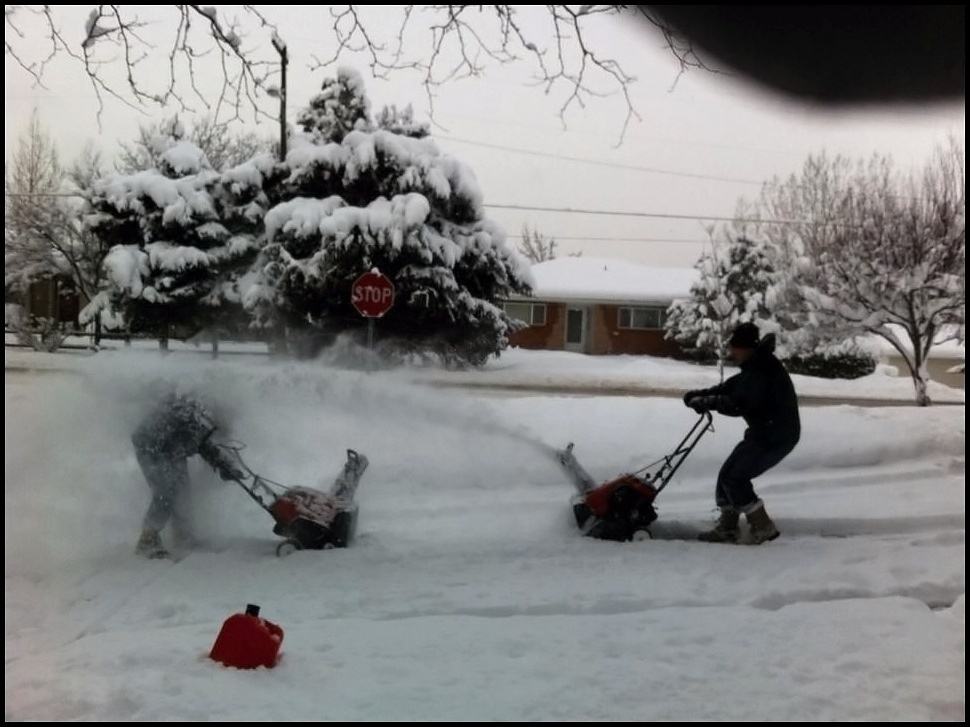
xmin=5 ymin=356 xmax=965 ymax=720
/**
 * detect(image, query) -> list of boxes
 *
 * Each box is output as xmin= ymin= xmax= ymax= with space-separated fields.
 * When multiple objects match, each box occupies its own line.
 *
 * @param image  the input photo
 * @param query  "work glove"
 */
xmin=219 ymin=463 xmax=245 ymax=482
xmin=688 ymin=396 xmax=715 ymax=414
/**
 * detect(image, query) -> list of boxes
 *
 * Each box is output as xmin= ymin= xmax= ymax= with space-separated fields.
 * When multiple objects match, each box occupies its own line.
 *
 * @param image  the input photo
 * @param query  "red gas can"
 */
xmin=209 ymin=604 xmax=284 ymax=669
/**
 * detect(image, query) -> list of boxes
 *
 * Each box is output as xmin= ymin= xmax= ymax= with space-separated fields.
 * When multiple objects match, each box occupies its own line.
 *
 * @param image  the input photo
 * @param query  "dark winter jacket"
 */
xmin=132 ymin=392 xmax=236 ymax=475
xmin=689 ymin=334 xmax=800 ymax=447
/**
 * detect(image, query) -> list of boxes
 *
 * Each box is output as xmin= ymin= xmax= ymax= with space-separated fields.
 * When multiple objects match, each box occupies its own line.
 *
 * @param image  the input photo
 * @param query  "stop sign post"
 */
xmin=351 ymin=269 xmax=395 ymax=352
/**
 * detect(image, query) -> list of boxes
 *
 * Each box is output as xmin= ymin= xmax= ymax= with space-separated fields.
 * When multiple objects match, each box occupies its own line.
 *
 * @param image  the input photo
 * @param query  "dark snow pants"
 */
xmin=715 ymin=435 xmax=797 ymax=511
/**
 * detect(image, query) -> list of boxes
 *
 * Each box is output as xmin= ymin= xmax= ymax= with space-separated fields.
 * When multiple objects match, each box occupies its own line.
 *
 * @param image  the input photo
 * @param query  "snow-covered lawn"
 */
xmin=6 ymin=343 xmax=965 ymax=403
xmin=418 ymin=346 xmax=965 ymax=403
xmin=4 ymin=354 xmax=965 ymax=720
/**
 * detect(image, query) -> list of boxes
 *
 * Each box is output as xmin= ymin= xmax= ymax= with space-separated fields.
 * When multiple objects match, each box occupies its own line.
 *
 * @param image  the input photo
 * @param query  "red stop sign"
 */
xmin=351 ymin=270 xmax=395 ymax=318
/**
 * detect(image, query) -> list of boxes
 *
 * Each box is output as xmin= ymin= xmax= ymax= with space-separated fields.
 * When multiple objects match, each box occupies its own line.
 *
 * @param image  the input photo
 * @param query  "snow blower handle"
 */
xmin=213 ymin=441 xmax=256 ymax=480
xmin=651 ymin=411 xmax=714 ymax=495
xmin=213 ymin=442 xmax=286 ymax=514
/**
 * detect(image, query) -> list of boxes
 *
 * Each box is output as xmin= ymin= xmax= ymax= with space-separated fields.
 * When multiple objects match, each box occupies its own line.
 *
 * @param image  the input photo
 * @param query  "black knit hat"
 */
xmin=728 ymin=322 xmax=760 ymax=349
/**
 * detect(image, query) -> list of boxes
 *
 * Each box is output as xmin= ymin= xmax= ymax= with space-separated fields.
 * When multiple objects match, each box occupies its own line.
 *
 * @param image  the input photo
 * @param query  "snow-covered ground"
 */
xmin=4 ymin=353 xmax=966 ymax=720
xmin=6 ymin=342 xmax=965 ymax=403
xmin=419 ymin=347 xmax=965 ymax=403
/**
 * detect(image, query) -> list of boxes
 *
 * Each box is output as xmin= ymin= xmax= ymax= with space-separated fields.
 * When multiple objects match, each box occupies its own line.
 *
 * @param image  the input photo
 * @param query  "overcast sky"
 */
xmin=5 ymin=6 xmax=965 ymax=268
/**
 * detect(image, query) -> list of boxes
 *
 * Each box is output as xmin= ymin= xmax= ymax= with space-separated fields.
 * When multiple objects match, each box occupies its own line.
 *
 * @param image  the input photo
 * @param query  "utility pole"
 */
xmin=271 ymin=33 xmax=288 ymax=161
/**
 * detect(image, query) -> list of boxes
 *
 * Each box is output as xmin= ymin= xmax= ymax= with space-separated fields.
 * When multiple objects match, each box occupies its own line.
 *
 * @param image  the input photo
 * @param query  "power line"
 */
xmin=434 ymin=111 xmax=804 ymax=159
xmin=6 ymin=192 xmax=810 ymax=225
xmin=438 ymin=134 xmax=928 ymax=202
xmin=439 ymin=135 xmax=766 ymax=186
xmin=507 ymin=234 xmax=708 ymax=244
xmin=486 ymin=202 xmax=805 ymax=225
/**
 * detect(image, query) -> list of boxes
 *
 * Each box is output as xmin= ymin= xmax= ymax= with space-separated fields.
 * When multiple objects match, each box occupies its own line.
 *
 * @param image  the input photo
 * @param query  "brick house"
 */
xmin=503 ymin=257 xmax=697 ymax=356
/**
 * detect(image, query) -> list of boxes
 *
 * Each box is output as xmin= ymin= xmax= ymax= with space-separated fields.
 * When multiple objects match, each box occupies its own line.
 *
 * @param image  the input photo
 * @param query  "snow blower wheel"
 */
xmin=276 ymin=539 xmax=303 ymax=557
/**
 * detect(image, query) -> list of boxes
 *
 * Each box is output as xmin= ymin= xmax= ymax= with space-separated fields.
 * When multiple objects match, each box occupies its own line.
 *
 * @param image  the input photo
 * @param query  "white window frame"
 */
xmin=617 ymin=306 xmax=666 ymax=330
xmin=504 ymin=302 xmax=547 ymax=327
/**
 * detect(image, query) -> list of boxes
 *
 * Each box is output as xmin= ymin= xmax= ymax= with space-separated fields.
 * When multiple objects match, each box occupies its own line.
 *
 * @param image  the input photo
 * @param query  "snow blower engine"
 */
xmin=556 ymin=412 xmax=713 ymax=541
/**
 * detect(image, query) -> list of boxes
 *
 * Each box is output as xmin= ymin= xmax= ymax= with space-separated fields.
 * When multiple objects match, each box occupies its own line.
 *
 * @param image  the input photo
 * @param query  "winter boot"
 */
xmin=697 ymin=507 xmax=740 ymax=543
xmin=745 ymin=500 xmax=780 ymax=544
xmin=135 ymin=528 xmax=170 ymax=559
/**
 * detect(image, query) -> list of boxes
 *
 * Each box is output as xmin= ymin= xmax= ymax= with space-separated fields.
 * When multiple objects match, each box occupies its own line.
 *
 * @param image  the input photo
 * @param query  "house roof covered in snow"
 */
xmin=510 ymin=257 xmax=698 ymax=305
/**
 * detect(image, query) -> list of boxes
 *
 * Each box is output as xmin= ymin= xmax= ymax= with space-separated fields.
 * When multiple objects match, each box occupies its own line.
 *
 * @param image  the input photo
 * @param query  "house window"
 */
xmin=532 ymin=304 xmax=546 ymax=326
xmin=504 ymin=302 xmax=547 ymax=326
xmin=618 ymin=306 xmax=666 ymax=330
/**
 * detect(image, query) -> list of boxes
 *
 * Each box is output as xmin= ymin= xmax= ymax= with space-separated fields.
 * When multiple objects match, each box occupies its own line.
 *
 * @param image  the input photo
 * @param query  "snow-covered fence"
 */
xmin=4 ymin=327 xmax=269 ymax=358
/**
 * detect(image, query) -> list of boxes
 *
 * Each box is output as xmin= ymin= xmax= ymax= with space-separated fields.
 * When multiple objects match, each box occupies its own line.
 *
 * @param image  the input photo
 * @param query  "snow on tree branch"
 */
xmin=749 ymin=141 xmax=965 ymax=405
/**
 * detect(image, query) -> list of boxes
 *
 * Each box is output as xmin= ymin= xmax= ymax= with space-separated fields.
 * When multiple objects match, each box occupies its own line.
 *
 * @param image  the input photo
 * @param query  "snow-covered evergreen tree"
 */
xmin=665 ymin=229 xmax=777 ymax=361
xmin=296 ymin=67 xmax=373 ymax=144
xmin=84 ymin=133 xmax=268 ymax=337
xmin=247 ymin=68 xmax=533 ymax=364
xmin=86 ymin=68 xmax=532 ymax=360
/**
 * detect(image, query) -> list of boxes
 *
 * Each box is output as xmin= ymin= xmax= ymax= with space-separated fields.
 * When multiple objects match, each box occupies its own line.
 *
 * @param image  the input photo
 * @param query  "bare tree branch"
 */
xmin=308 ymin=5 xmax=648 ymax=143
xmin=6 ymin=5 xmax=722 ymax=142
